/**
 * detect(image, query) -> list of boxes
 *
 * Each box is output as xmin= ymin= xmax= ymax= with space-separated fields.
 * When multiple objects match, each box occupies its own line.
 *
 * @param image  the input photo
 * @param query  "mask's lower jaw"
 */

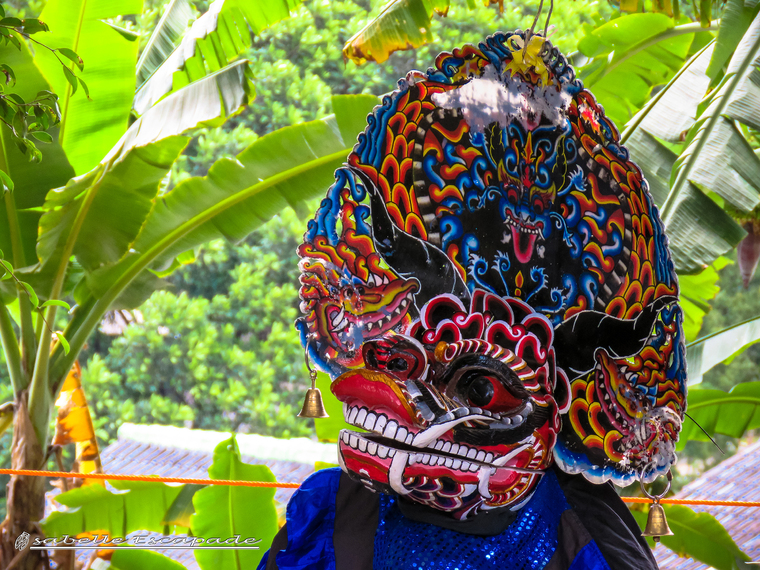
xmin=337 ymin=429 xmax=546 ymax=519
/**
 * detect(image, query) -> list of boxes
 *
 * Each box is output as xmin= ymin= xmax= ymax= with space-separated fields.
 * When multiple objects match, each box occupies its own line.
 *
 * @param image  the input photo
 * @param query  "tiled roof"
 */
xmin=656 ymin=440 xmax=760 ymax=569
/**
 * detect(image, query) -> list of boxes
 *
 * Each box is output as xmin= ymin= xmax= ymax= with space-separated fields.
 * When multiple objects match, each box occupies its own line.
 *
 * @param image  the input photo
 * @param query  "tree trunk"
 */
xmin=0 ymin=392 xmax=47 ymax=570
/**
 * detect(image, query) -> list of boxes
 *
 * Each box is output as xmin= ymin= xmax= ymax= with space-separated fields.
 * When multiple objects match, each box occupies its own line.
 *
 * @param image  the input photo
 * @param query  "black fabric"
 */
xmin=334 ymin=473 xmax=379 ymax=570
xmin=545 ymin=509 xmax=593 ymax=570
xmin=553 ymin=467 xmax=659 ymax=570
xmin=263 ymin=523 xmax=289 ymax=570
xmin=397 ymin=495 xmax=519 ymax=536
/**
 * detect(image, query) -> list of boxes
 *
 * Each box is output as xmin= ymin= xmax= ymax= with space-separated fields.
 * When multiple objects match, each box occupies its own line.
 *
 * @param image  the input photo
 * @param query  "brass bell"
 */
xmin=640 ymin=469 xmax=674 ymax=543
xmin=298 ymin=368 xmax=329 ymax=419
xmin=642 ymin=501 xmax=673 ymax=542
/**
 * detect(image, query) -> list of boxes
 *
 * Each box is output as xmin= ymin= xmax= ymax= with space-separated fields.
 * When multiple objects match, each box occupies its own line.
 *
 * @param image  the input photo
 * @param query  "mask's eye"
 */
xmin=457 ymin=371 xmax=524 ymax=413
xmin=467 ymin=376 xmax=494 ymax=406
xmin=387 ymin=357 xmax=409 ymax=372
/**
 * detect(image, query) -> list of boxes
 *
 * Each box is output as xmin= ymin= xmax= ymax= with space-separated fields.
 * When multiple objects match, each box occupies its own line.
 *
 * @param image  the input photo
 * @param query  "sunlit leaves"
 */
xmin=0 ymin=15 xmax=87 ymax=163
xmin=577 ymin=14 xmax=711 ymax=127
xmin=134 ymin=0 xmax=302 ymax=115
xmin=33 ymin=0 xmax=141 ymax=174
xmin=342 ymin=0 xmax=451 ymax=64
xmin=631 ymin=505 xmax=750 ymax=569
xmin=687 ymin=315 xmax=760 ymax=385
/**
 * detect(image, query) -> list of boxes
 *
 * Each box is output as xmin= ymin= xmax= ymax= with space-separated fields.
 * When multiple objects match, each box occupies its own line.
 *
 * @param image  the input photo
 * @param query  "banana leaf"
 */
xmin=342 ymin=0 xmax=450 ymax=65
xmin=706 ymin=0 xmax=760 ymax=83
xmin=678 ymin=257 xmax=731 ymax=342
xmin=41 ymin=480 xmax=185 ymax=537
xmin=0 ymin=41 xmax=74 ymax=269
xmin=659 ymin=15 xmax=760 ymax=273
xmin=33 ymin=0 xmax=142 ymax=174
xmin=680 ymin=382 xmax=760 ymax=446
xmin=134 ymin=0 xmax=301 ymax=115
xmin=631 ymin=505 xmax=750 ymax=569
xmin=34 ymin=60 xmax=254 ymax=302
xmin=191 ymin=436 xmax=277 ymax=570
xmin=49 ymin=94 xmax=379 ymax=383
xmin=626 ymin=41 xmax=714 ymax=144
xmin=577 ymin=14 xmax=713 ymax=127
xmin=136 ymin=0 xmax=196 ymax=87
xmin=687 ymin=314 xmax=760 ymax=385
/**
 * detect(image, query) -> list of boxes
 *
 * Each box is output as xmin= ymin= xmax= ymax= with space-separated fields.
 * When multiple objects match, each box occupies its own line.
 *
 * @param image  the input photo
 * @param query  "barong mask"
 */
xmin=296 ymin=31 xmax=687 ymax=519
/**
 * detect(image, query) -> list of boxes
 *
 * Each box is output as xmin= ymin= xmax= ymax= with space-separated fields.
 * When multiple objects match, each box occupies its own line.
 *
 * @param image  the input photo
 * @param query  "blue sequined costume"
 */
xmin=259 ymin=468 xmax=618 ymax=570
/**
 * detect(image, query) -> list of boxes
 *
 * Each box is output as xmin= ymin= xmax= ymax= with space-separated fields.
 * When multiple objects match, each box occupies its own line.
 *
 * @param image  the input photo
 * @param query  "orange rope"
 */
xmin=621 ymin=497 xmax=760 ymax=507
xmin=2 ymin=469 xmax=760 ymax=506
xmin=0 ymin=468 xmax=300 ymax=488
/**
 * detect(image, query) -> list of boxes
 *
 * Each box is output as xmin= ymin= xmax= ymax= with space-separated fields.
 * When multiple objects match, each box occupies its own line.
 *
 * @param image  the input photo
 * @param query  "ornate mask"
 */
xmin=296 ymin=30 xmax=687 ymax=519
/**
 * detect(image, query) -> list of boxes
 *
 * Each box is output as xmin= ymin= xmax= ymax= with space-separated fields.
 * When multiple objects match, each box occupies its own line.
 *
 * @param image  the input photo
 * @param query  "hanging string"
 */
xmin=2 ymin=468 xmax=760 ymax=507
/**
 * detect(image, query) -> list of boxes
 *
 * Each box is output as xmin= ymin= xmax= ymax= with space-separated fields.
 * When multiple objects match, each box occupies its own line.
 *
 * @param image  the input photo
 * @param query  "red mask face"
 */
xmin=332 ymin=292 xmax=570 ymax=519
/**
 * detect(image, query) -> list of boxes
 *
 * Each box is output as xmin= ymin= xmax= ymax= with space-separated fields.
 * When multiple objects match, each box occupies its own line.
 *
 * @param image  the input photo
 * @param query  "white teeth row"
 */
xmin=344 ymin=405 xmax=499 ymax=471
xmin=340 ymin=431 xmax=485 ymax=473
xmin=366 ymin=299 xmax=409 ymax=332
xmin=503 ymin=216 xmax=543 ymax=237
xmin=409 ymin=453 xmax=480 ymax=472
xmin=427 ymin=439 xmax=494 ymax=463
xmin=345 ymin=405 xmax=415 ymax=446
xmin=341 ymin=431 xmax=397 ymax=459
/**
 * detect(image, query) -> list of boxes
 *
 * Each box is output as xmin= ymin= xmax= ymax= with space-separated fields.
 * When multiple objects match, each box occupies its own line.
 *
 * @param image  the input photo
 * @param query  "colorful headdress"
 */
xmin=296 ymin=31 xmax=686 ymax=515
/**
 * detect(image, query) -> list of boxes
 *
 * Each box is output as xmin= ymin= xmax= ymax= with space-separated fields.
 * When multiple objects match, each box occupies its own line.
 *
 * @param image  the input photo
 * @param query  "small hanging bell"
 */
xmin=640 ymin=468 xmax=674 ymax=543
xmin=642 ymin=500 xmax=673 ymax=542
xmin=298 ymin=370 xmax=329 ymax=418
xmin=298 ymin=341 xmax=329 ymax=418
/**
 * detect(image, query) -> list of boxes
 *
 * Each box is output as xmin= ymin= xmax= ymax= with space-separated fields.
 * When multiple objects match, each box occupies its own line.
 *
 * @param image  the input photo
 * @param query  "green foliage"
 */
xmin=191 ymin=436 xmax=278 ymax=570
xmin=38 ymin=436 xmax=279 ymax=570
xmin=315 ymin=371 xmax=353 ymax=442
xmin=41 ymin=479 xmax=185 ymax=537
xmin=679 ymin=256 xmax=732 ymax=341
xmin=0 ymin=6 xmax=85 ymax=163
xmin=33 ymin=0 xmax=139 ymax=174
xmin=133 ymin=0 xmax=304 ymax=115
xmin=622 ymin=12 xmax=760 ymax=274
xmin=687 ymin=314 xmax=760 ymax=385
xmin=342 ymin=0 xmax=451 ymax=65
xmin=631 ymin=505 xmax=750 ymax=569
xmin=82 ymin=210 xmax=315 ymax=442
xmin=577 ymin=14 xmax=713 ymax=128
xmin=678 ymin=382 xmax=760 ymax=447
xmin=698 ymin=257 xmax=760 ymax=391
xmin=110 ymin=550 xmax=190 ymax=570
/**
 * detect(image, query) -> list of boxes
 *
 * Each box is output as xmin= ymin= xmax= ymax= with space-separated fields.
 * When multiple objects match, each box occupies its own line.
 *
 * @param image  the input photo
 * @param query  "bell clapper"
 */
xmin=640 ymin=469 xmax=674 ymax=543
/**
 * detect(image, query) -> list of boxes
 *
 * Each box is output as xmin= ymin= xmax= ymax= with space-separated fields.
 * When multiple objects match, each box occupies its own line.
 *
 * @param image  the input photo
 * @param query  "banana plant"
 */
xmin=0 ymin=0 xmax=377 ymax=567
xmin=623 ymin=4 xmax=760 ymax=273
